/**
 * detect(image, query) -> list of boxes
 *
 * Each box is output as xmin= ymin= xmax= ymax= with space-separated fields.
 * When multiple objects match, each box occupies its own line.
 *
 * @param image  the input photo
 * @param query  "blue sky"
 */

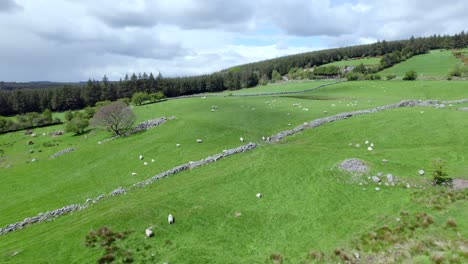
xmin=0 ymin=0 xmax=466 ymax=81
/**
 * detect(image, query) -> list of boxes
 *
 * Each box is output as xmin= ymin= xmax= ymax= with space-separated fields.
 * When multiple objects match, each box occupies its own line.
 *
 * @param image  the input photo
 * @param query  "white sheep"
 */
xmin=144 ymin=162 xmax=148 ymax=166
xmin=196 ymin=139 xmax=203 ymax=143
xmin=262 ymin=136 xmax=266 ymax=141
xmin=365 ymin=140 xmax=369 ymax=145
xmin=151 ymin=159 xmax=155 ymax=163
xmin=256 ymin=193 xmax=262 ymax=198
xmin=240 ymin=137 xmax=244 ymax=142
xmin=368 ymin=146 xmax=373 ymax=151
xmin=145 ymin=227 xmax=154 ymax=237
xmin=168 ymin=214 xmax=174 ymax=224
xmin=131 ymin=172 xmax=137 ymax=176
xmin=176 ymin=144 xmax=181 ymax=147
xmin=139 ymin=155 xmax=144 ymax=160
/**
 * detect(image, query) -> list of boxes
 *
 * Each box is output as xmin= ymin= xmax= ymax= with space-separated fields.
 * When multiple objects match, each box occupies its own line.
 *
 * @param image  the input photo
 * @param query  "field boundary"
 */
xmin=1 ymin=98 xmax=467 ymax=236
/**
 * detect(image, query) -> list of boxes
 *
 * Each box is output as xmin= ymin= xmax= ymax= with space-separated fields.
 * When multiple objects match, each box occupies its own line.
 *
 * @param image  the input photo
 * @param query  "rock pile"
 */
xmin=339 ymin=159 xmax=369 ymax=174
xmin=49 ymin=148 xmax=75 ymax=159
xmin=126 ymin=117 xmax=167 ymax=136
xmin=109 ymin=187 xmax=126 ymax=196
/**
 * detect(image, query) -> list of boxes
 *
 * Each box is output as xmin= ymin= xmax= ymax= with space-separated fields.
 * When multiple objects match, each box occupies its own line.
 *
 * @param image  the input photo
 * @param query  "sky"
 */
xmin=0 ymin=0 xmax=466 ymax=82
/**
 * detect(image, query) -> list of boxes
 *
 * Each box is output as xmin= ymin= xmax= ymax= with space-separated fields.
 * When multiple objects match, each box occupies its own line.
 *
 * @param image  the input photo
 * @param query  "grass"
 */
xmin=0 ymin=79 xmax=467 ymax=263
xmin=212 ymin=80 xmax=336 ymax=95
xmin=379 ymin=50 xmax=463 ymax=78
xmin=322 ymin=57 xmax=381 ymax=67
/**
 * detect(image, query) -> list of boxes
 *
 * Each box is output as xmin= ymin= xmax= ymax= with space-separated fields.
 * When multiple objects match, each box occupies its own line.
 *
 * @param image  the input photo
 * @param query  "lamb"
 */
xmin=176 ymin=144 xmax=181 ymax=147
xmin=151 ymin=159 xmax=155 ymax=163
xmin=168 ymin=214 xmax=174 ymax=224
xmin=196 ymin=139 xmax=203 ymax=143
xmin=367 ymin=146 xmax=373 ymax=151
xmin=131 ymin=172 xmax=137 ymax=176
xmin=139 ymin=155 xmax=144 ymax=160
xmin=145 ymin=227 xmax=154 ymax=237
xmin=256 ymin=193 xmax=262 ymax=198
xmin=144 ymin=162 xmax=148 ymax=166
xmin=240 ymin=137 xmax=244 ymax=142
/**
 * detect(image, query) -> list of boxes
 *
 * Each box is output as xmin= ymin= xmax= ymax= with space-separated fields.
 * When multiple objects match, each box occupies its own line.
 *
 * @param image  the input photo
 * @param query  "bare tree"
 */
xmin=91 ymin=101 xmax=136 ymax=136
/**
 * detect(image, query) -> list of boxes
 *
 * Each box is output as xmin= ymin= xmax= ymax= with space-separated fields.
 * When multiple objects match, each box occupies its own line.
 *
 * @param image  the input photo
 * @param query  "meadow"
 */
xmin=0 ymin=79 xmax=467 ymax=263
xmin=379 ymin=50 xmax=463 ymax=78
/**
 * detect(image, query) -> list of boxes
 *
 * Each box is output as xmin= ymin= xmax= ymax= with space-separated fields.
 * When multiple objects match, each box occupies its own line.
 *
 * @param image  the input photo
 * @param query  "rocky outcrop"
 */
xmin=49 ymin=148 xmax=75 ymax=159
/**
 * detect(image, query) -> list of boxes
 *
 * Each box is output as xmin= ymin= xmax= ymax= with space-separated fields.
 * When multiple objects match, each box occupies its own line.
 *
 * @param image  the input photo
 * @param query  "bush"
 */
xmin=386 ymin=74 xmax=396 ymax=80
xmin=346 ymin=72 xmax=360 ymax=81
xmin=403 ymin=70 xmax=417 ymax=80
xmin=432 ymin=158 xmax=452 ymax=186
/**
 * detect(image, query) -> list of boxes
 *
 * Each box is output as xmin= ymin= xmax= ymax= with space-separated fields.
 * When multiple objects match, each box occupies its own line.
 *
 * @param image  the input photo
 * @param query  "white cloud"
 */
xmin=0 ymin=0 xmax=466 ymax=81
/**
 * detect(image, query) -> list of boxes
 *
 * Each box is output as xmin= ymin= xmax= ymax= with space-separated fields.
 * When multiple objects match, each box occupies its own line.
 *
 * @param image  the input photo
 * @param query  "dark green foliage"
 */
xmin=346 ymin=72 xmax=361 ymax=81
xmin=432 ymin=158 xmax=452 ymax=186
xmin=64 ymin=110 xmax=73 ymax=121
xmin=386 ymin=74 xmax=397 ymax=80
xmin=131 ymin=92 xmax=149 ymax=105
xmin=313 ymin=65 xmax=340 ymax=76
xmin=403 ymin=70 xmax=417 ymax=80
xmin=65 ymin=116 xmax=89 ymax=135
xmin=271 ymin=70 xmax=282 ymax=82
xmin=0 ymin=111 xmax=61 ymax=133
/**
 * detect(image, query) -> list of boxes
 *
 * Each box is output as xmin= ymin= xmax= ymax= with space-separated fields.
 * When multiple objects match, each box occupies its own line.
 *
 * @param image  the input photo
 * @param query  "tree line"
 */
xmin=0 ymin=32 xmax=466 ymax=117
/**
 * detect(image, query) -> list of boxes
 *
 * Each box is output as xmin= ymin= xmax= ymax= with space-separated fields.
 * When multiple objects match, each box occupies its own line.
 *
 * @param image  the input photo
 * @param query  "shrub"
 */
xmin=403 ymin=70 xmax=417 ymax=80
xmin=386 ymin=74 xmax=396 ymax=80
xmin=432 ymin=158 xmax=452 ymax=186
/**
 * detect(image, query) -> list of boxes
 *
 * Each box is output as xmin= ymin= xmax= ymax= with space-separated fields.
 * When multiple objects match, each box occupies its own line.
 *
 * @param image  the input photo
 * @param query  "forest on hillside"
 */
xmin=0 ymin=32 xmax=467 ymax=116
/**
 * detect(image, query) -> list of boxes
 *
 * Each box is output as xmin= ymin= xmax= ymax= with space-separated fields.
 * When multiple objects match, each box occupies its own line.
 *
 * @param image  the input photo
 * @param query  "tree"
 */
xmin=131 ymin=92 xmax=149 ymax=105
xmin=65 ymin=117 xmax=89 ymax=135
xmin=432 ymin=158 xmax=452 ymax=186
xmin=403 ymin=70 xmax=417 ymax=80
xmin=90 ymin=101 xmax=136 ymax=136
xmin=64 ymin=110 xmax=74 ymax=121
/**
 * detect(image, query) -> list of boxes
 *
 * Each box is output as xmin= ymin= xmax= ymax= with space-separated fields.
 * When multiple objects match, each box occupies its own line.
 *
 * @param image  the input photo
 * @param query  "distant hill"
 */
xmin=0 ymin=81 xmax=85 ymax=91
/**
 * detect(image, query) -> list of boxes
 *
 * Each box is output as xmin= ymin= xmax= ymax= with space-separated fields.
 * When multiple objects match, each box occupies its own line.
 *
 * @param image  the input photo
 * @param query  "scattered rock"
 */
xmin=382 ymin=159 xmax=388 ymax=163
xmin=386 ymin=174 xmax=394 ymax=182
xmin=24 ymin=129 xmax=33 ymax=135
xmin=457 ymin=107 xmax=468 ymax=112
xmin=375 ymin=187 xmax=380 ymax=191
xmin=372 ymin=176 xmax=381 ymax=183
xmin=50 ymin=148 xmax=75 ymax=159
xmin=235 ymin=212 xmax=242 ymax=217
xmin=27 ymin=140 xmax=34 ymax=145
xmin=452 ymin=179 xmax=468 ymax=190
xmin=110 ymin=187 xmax=126 ymax=196
xmin=418 ymin=169 xmax=425 ymax=176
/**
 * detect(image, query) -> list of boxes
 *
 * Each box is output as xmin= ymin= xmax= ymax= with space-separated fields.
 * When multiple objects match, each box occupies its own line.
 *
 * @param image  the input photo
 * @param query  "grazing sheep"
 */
xmin=365 ymin=140 xmax=369 ymax=145
xmin=262 ymin=136 xmax=266 ymax=141
xmin=367 ymin=146 xmax=373 ymax=151
xmin=139 ymin=155 xmax=144 ymax=160
xmin=240 ymin=137 xmax=244 ymax=142
xmin=370 ymin=143 xmax=374 ymax=147
xmin=144 ymin=162 xmax=148 ymax=166
xmin=131 ymin=172 xmax=137 ymax=176
xmin=256 ymin=193 xmax=262 ymax=198
xmin=145 ymin=227 xmax=154 ymax=237
xmin=151 ymin=159 xmax=155 ymax=163
xmin=288 ymin=123 xmax=291 ymax=126
xmin=355 ymin=144 xmax=360 ymax=148
xmin=196 ymin=139 xmax=203 ymax=143
xmin=168 ymin=214 xmax=174 ymax=224
xmin=211 ymin=109 xmax=215 ymax=112
xmin=375 ymin=187 xmax=380 ymax=191
xmin=176 ymin=144 xmax=181 ymax=147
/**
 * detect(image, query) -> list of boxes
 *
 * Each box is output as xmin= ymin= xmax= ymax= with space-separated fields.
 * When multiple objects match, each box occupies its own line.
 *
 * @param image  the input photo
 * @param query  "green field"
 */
xmin=1 ymin=80 xmax=467 ymax=263
xmin=211 ymin=80 xmax=337 ymax=95
xmin=379 ymin=50 xmax=463 ymax=78
xmin=322 ymin=57 xmax=381 ymax=67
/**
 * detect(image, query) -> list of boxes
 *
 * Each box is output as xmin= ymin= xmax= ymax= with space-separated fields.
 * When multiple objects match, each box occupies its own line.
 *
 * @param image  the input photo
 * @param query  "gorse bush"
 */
xmin=403 ymin=70 xmax=417 ymax=80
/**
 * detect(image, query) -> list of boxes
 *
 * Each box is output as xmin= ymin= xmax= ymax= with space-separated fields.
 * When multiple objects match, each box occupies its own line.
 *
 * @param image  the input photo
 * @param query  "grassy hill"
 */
xmin=322 ymin=57 xmax=381 ymax=67
xmin=1 ymin=80 xmax=467 ymax=263
xmin=379 ymin=50 xmax=463 ymax=79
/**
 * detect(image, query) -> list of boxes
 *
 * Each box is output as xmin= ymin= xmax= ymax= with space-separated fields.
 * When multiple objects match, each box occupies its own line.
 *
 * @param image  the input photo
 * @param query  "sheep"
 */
xmin=240 ymin=137 xmax=244 ymax=142
xmin=370 ymin=143 xmax=374 ymax=147
xmin=365 ymin=140 xmax=369 ymax=145
xmin=418 ymin=169 xmax=425 ymax=175
xmin=176 ymin=144 xmax=181 ymax=147
xmin=367 ymin=146 xmax=373 ymax=151
xmin=145 ymin=227 xmax=154 ymax=237
xmin=168 ymin=214 xmax=174 ymax=224
xmin=151 ymin=159 xmax=155 ymax=163
xmin=139 ymin=155 xmax=144 ymax=160
xmin=131 ymin=172 xmax=137 ymax=176
xmin=375 ymin=187 xmax=380 ymax=191
xmin=144 ymin=162 xmax=148 ymax=166
xmin=196 ymin=139 xmax=203 ymax=143
xmin=355 ymin=143 xmax=360 ymax=148
xmin=211 ymin=109 xmax=215 ymax=112
xmin=256 ymin=193 xmax=262 ymax=198
xmin=262 ymin=136 xmax=266 ymax=141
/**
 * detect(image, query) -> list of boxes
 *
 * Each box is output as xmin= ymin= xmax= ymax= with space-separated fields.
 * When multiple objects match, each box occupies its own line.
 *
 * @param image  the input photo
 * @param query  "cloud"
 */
xmin=0 ymin=0 xmax=467 ymax=82
xmin=0 ymin=0 xmax=22 ymax=13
